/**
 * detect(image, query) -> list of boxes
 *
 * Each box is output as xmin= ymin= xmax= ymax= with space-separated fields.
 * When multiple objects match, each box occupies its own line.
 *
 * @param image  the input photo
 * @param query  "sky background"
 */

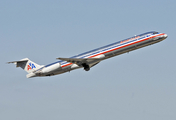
xmin=0 ymin=0 xmax=176 ymax=120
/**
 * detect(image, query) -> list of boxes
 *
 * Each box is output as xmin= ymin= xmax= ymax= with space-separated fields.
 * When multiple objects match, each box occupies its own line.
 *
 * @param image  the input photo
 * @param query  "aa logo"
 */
xmin=27 ymin=63 xmax=36 ymax=70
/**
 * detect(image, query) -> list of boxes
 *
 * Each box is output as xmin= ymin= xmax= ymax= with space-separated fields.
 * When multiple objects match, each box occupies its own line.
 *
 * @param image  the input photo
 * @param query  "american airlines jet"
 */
xmin=8 ymin=31 xmax=167 ymax=78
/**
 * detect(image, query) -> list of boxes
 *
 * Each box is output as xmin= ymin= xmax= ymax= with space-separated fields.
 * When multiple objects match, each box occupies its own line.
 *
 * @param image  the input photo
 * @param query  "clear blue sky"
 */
xmin=1 ymin=0 xmax=176 ymax=120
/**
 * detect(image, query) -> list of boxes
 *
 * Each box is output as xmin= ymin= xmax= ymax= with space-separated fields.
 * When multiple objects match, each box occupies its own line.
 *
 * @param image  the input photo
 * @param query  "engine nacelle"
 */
xmin=42 ymin=63 xmax=61 ymax=74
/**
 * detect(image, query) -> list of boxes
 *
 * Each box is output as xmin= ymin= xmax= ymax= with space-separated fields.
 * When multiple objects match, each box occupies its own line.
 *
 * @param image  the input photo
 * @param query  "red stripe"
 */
xmin=61 ymin=34 xmax=164 ymax=68
xmin=62 ymin=63 xmax=72 ymax=67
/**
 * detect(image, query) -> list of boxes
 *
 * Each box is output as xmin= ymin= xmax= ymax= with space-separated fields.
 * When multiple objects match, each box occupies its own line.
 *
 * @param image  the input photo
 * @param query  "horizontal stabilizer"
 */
xmin=7 ymin=59 xmax=28 ymax=68
xmin=8 ymin=60 xmax=28 ymax=69
xmin=7 ymin=60 xmax=28 ymax=64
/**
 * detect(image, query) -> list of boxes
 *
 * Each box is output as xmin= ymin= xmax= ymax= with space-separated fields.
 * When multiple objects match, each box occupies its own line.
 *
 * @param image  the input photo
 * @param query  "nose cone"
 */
xmin=164 ymin=34 xmax=168 ymax=38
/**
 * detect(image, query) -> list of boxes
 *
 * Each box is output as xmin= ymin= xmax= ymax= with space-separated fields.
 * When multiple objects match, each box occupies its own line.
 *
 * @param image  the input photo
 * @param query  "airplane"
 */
xmin=8 ymin=31 xmax=168 ymax=78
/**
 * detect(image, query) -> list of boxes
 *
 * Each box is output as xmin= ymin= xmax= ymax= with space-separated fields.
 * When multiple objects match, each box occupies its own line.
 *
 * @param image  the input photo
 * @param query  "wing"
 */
xmin=56 ymin=57 xmax=101 ymax=66
xmin=57 ymin=54 xmax=105 ymax=71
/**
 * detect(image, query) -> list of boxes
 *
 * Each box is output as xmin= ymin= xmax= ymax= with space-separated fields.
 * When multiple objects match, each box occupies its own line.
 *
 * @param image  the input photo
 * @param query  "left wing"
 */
xmin=57 ymin=54 xmax=105 ymax=71
xmin=56 ymin=57 xmax=100 ymax=65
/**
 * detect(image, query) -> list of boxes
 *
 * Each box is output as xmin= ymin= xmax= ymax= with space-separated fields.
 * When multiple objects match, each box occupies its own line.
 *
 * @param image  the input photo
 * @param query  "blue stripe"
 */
xmin=45 ymin=31 xmax=158 ymax=67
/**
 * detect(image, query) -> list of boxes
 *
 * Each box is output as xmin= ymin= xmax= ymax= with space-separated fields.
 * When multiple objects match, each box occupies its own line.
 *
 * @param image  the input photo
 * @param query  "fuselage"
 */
xmin=29 ymin=31 xmax=167 ymax=78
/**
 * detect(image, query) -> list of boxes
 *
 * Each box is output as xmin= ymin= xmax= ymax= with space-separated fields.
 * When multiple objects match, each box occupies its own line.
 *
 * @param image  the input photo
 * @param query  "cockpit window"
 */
xmin=153 ymin=32 xmax=158 ymax=34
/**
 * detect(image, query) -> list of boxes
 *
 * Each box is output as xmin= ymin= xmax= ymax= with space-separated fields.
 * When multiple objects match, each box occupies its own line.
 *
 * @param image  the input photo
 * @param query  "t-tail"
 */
xmin=8 ymin=58 xmax=42 ymax=78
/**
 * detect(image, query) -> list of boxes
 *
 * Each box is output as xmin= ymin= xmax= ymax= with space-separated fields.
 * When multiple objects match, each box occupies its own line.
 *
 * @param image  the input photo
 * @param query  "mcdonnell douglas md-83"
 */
xmin=8 ymin=31 xmax=167 ymax=78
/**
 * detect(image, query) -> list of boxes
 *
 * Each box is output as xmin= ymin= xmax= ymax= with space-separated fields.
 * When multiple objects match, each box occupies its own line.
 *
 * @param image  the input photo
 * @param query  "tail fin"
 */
xmin=8 ymin=58 xmax=42 ymax=73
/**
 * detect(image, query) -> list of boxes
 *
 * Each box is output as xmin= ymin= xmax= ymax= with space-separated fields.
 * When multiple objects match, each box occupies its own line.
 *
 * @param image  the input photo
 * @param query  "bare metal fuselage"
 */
xmin=8 ymin=31 xmax=167 ymax=78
